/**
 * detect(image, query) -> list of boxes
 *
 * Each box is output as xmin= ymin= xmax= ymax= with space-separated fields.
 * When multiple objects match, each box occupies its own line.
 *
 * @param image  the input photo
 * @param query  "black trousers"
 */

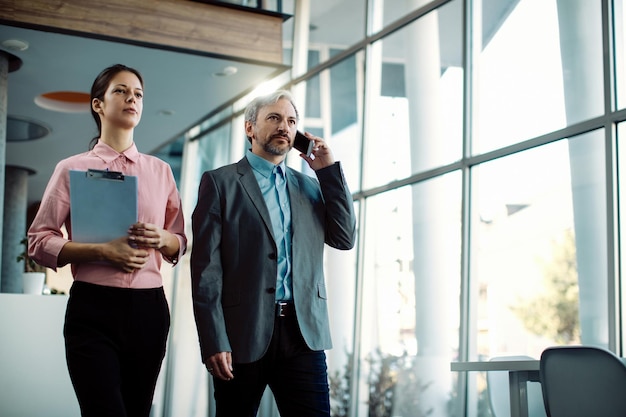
xmin=213 ymin=311 xmax=331 ymax=417
xmin=64 ymin=281 xmax=170 ymax=417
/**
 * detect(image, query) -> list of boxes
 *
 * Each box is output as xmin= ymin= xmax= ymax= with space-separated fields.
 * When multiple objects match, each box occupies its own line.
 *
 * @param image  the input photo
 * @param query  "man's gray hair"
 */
xmin=244 ymin=89 xmax=299 ymax=125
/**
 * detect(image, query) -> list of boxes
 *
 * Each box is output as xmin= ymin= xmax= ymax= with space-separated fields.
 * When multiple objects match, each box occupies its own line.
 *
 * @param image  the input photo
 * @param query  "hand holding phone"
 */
xmin=293 ymin=131 xmax=314 ymax=157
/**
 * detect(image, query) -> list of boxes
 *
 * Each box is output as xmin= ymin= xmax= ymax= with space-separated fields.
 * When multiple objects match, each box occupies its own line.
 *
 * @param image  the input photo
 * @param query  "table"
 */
xmin=450 ymin=360 xmax=540 ymax=417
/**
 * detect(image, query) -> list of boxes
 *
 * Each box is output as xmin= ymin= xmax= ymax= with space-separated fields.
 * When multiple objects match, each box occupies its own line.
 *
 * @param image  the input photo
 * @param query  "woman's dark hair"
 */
xmin=88 ymin=64 xmax=144 ymax=149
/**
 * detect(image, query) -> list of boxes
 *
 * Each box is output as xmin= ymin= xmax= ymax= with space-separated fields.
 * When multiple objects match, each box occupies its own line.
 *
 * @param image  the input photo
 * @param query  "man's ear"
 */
xmin=244 ymin=121 xmax=255 ymax=141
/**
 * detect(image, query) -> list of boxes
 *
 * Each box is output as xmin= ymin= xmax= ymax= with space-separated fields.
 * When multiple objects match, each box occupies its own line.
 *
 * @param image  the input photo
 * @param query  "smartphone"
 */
xmin=293 ymin=131 xmax=314 ymax=156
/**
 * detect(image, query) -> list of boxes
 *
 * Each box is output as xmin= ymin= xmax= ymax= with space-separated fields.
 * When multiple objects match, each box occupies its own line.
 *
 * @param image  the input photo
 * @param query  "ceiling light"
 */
xmin=212 ymin=66 xmax=238 ymax=77
xmin=34 ymin=91 xmax=90 ymax=113
xmin=7 ymin=115 xmax=50 ymax=141
xmin=2 ymin=39 xmax=29 ymax=51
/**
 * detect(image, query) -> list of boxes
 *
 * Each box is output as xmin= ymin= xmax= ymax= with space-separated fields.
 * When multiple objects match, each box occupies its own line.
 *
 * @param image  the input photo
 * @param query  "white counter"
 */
xmin=0 ymin=293 xmax=80 ymax=417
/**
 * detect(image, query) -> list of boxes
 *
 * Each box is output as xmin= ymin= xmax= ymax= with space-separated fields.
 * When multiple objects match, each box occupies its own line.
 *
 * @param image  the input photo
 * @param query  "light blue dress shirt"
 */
xmin=246 ymin=150 xmax=293 ymax=301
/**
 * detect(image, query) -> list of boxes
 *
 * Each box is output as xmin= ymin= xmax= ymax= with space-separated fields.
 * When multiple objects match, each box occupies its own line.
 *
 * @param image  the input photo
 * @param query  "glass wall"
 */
xmin=472 ymin=132 xmax=607 ymax=359
xmin=473 ymin=0 xmax=604 ymax=153
xmin=165 ymin=0 xmax=626 ymax=416
xmin=357 ymin=175 xmax=462 ymax=416
xmin=616 ymin=0 xmax=626 ymax=109
xmin=363 ymin=0 xmax=463 ymax=189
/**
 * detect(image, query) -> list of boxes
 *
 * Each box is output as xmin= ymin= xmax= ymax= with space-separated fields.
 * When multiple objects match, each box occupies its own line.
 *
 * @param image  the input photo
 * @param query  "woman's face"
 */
xmin=93 ymin=71 xmax=143 ymax=130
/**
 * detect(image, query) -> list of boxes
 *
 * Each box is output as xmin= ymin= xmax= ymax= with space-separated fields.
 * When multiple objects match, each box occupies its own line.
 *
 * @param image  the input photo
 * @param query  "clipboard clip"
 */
xmin=86 ymin=169 xmax=126 ymax=181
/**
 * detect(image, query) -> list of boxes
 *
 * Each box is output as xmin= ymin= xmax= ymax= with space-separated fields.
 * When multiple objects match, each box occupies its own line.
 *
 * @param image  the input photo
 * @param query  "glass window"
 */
xmin=615 ymin=0 xmax=626 ymax=109
xmin=327 ymin=202 xmax=359 ymax=417
xmin=474 ymin=0 xmax=603 ymax=153
xmin=195 ymin=123 xmax=234 ymax=177
xmin=153 ymin=136 xmax=184 ymax=187
xmin=292 ymin=53 xmax=364 ymax=192
xmin=376 ymin=0 xmax=436 ymax=30
xmin=309 ymin=0 xmax=366 ymax=55
xmin=363 ymin=0 xmax=463 ymax=189
xmin=617 ymin=122 xmax=626 ymax=350
xmin=282 ymin=0 xmax=366 ymax=70
xmin=356 ymin=173 xmax=462 ymax=417
xmin=471 ymin=131 xmax=608 ymax=364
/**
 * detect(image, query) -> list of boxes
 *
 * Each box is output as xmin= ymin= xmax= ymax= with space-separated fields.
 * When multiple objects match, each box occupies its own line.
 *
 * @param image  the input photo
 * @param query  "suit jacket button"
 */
xmin=266 ymin=288 xmax=276 ymax=294
xmin=268 ymin=253 xmax=277 ymax=260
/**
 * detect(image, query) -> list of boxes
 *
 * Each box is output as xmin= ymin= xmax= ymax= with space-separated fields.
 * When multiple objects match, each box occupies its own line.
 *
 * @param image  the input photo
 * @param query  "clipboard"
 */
xmin=69 ymin=169 xmax=138 ymax=243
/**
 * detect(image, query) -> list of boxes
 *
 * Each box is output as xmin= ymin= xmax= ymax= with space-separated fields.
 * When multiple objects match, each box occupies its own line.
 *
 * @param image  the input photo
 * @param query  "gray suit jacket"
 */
xmin=191 ymin=157 xmax=356 ymax=363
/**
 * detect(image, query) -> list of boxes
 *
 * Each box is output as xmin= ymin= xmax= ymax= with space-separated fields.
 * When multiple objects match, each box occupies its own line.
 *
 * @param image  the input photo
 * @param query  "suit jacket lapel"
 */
xmin=286 ymin=168 xmax=304 ymax=218
xmin=287 ymin=169 xmax=312 ymax=248
xmin=236 ymin=158 xmax=275 ymax=239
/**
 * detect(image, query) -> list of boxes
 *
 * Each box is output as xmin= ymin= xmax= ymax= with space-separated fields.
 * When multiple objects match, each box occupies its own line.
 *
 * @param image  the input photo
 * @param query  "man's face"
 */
xmin=246 ymin=98 xmax=298 ymax=159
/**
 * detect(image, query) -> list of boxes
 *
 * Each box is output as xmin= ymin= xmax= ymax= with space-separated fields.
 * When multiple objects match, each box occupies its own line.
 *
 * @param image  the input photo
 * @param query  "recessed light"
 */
xmin=2 ymin=39 xmax=29 ymax=51
xmin=212 ymin=66 xmax=238 ymax=77
xmin=6 ymin=115 xmax=50 ymax=141
xmin=34 ymin=91 xmax=90 ymax=113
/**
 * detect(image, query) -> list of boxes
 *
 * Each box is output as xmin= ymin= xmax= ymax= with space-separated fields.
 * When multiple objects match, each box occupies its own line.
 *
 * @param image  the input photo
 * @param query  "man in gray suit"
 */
xmin=190 ymin=89 xmax=356 ymax=417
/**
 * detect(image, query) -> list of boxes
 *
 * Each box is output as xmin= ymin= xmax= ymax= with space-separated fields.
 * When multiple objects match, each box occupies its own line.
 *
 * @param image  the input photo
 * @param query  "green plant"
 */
xmin=510 ymin=228 xmax=580 ymax=344
xmin=329 ymin=350 xmax=353 ymax=417
xmin=16 ymin=236 xmax=45 ymax=273
xmin=329 ymin=348 xmax=434 ymax=417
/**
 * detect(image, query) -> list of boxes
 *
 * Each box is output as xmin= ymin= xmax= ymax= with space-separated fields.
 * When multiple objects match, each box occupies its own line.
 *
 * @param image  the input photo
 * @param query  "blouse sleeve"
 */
xmin=161 ymin=167 xmax=187 ymax=265
xmin=27 ymin=163 xmax=72 ymax=271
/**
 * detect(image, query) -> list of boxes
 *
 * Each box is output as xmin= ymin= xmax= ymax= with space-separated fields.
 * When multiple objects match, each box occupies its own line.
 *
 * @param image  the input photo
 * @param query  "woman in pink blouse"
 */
xmin=28 ymin=64 xmax=187 ymax=417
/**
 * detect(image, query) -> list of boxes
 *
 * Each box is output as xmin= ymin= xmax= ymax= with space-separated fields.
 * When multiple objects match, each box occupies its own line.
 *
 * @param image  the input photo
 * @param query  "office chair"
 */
xmin=540 ymin=345 xmax=626 ymax=417
xmin=487 ymin=356 xmax=547 ymax=417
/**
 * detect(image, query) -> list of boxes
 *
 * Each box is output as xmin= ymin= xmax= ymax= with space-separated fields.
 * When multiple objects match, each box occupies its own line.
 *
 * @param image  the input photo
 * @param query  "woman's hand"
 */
xmin=103 ymin=236 xmax=150 ymax=272
xmin=57 ymin=235 xmax=149 ymax=272
xmin=127 ymin=222 xmax=180 ymax=259
xmin=127 ymin=222 xmax=167 ymax=249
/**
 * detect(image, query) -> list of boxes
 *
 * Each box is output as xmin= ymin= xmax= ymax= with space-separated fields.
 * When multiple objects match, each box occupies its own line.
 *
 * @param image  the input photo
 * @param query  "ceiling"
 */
xmin=0 ymin=23 xmax=287 ymax=207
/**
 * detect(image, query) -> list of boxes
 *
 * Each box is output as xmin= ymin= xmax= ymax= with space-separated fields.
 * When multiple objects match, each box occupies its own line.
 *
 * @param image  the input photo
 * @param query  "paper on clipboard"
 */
xmin=69 ymin=169 xmax=138 ymax=243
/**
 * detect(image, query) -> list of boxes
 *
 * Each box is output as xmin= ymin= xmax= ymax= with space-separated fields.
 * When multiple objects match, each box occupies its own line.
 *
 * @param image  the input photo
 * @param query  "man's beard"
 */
xmin=263 ymin=139 xmax=290 ymax=156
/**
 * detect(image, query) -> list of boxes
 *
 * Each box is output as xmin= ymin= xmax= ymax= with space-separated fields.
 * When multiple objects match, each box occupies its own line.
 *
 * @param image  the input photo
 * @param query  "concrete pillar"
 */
xmin=2 ymin=166 xmax=34 ymax=292
xmin=404 ymin=3 xmax=452 ymax=416
xmin=556 ymin=0 xmax=608 ymax=346
xmin=0 ymin=50 xmax=24 ymax=292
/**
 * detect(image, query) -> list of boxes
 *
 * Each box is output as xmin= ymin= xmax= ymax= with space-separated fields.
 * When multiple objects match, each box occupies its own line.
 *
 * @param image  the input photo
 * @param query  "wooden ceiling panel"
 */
xmin=0 ymin=0 xmax=284 ymax=64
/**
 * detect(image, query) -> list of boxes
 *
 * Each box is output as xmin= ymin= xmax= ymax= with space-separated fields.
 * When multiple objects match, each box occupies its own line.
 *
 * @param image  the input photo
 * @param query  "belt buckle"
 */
xmin=277 ymin=301 xmax=289 ymax=317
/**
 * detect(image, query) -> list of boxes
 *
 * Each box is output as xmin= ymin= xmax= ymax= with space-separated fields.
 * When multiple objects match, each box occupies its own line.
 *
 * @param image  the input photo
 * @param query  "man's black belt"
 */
xmin=276 ymin=301 xmax=295 ymax=317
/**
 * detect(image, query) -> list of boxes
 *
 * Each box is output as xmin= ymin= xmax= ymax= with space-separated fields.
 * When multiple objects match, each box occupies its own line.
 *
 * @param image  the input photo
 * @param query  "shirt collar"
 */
xmin=246 ymin=149 xmax=286 ymax=179
xmin=93 ymin=140 xmax=140 ymax=164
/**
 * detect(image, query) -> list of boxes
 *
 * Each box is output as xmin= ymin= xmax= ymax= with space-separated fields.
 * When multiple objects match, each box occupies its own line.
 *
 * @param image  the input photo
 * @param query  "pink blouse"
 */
xmin=28 ymin=141 xmax=187 ymax=289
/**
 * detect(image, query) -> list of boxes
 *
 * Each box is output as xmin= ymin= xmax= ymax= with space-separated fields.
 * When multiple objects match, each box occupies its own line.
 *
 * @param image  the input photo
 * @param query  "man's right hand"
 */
xmin=205 ymin=351 xmax=234 ymax=381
